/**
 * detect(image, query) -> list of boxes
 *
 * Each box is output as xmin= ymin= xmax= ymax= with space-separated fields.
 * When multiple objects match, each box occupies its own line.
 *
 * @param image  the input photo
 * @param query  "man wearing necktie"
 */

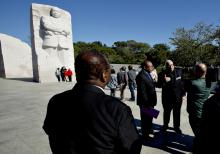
xmin=136 ymin=60 xmax=157 ymax=139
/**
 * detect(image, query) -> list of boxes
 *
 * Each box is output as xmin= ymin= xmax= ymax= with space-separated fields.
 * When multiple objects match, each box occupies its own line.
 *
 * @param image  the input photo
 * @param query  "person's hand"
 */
xmin=182 ymin=96 xmax=186 ymax=103
xmin=164 ymin=75 xmax=171 ymax=82
xmin=62 ymin=31 xmax=70 ymax=36
xmin=45 ymin=31 xmax=54 ymax=35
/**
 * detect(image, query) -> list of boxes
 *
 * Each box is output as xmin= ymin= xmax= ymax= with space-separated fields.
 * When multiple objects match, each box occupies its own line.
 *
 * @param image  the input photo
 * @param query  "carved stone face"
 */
xmin=50 ymin=7 xmax=61 ymax=18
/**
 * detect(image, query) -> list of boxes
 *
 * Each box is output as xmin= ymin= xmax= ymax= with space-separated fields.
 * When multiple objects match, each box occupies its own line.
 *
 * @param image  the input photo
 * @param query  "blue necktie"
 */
xmin=144 ymin=71 xmax=153 ymax=81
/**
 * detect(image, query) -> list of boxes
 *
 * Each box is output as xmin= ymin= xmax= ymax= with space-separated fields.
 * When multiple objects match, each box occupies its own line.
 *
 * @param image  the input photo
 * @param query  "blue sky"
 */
xmin=0 ymin=0 xmax=219 ymax=47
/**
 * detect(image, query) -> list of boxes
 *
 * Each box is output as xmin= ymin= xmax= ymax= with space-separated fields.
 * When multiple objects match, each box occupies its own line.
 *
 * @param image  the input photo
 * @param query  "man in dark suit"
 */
xmin=158 ymin=60 xmax=184 ymax=134
xmin=43 ymin=51 xmax=142 ymax=154
xmin=136 ymin=60 xmax=157 ymax=138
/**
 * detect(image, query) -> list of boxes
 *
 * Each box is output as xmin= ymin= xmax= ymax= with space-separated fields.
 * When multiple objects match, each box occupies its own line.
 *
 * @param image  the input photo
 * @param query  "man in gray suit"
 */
xmin=127 ymin=65 xmax=137 ymax=101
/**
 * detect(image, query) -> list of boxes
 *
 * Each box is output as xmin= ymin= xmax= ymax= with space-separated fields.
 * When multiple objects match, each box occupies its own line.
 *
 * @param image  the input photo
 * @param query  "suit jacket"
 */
xmin=136 ymin=69 xmax=157 ymax=107
xmin=43 ymin=83 xmax=141 ymax=154
xmin=158 ymin=68 xmax=184 ymax=104
xmin=194 ymin=94 xmax=220 ymax=153
xmin=127 ymin=69 xmax=137 ymax=83
xmin=117 ymin=71 xmax=128 ymax=85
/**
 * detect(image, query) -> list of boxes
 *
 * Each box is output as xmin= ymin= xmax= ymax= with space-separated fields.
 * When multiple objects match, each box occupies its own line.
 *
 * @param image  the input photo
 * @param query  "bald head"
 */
xmin=165 ymin=59 xmax=174 ymax=72
xmin=195 ymin=63 xmax=207 ymax=78
xmin=166 ymin=60 xmax=173 ymax=65
xmin=142 ymin=60 xmax=154 ymax=72
xmin=75 ymin=51 xmax=110 ymax=84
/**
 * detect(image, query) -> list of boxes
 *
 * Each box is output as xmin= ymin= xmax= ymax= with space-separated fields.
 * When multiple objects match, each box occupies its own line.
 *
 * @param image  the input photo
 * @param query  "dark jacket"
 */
xmin=158 ymin=68 xmax=184 ymax=103
xmin=136 ymin=69 xmax=157 ymax=107
xmin=117 ymin=71 xmax=128 ymax=85
xmin=43 ymin=83 xmax=141 ymax=154
xmin=194 ymin=94 xmax=220 ymax=153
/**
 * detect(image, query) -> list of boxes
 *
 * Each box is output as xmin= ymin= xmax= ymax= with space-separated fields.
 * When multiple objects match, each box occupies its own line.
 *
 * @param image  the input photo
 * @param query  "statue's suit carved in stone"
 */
xmin=31 ymin=4 xmax=75 ymax=82
xmin=41 ymin=7 xmax=70 ymax=50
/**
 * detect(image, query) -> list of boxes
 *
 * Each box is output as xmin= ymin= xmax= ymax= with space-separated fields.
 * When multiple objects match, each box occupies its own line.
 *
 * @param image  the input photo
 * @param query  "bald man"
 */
xmin=193 ymin=82 xmax=220 ymax=153
xmin=43 ymin=51 xmax=141 ymax=154
xmin=186 ymin=63 xmax=210 ymax=137
xmin=158 ymin=60 xmax=185 ymax=134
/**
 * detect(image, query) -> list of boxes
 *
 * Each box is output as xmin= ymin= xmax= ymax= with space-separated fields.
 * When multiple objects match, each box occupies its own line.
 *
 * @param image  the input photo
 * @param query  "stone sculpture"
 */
xmin=41 ymin=7 xmax=70 ymax=50
xmin=0 ymin=33 xmax=33 ymax=79
xmin=31 ymin=3 xmax=75 ymax=82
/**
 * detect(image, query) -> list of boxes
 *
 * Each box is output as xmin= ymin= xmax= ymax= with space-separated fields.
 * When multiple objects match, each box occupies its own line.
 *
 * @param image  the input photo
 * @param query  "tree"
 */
xmin=73 ymin=41 xmax=91 ymax=58
xmin=145 ymin=43 xmax=171 ymax=67
xmin=170 ymin=22 xmax=217 ymax=66
xmin=112 ymin=40 xmax=150 ymax=64
xmin=113 ymin=41 xmax=127 ymax=48
xmin=74 ymin=41 xmax=118 ymax=63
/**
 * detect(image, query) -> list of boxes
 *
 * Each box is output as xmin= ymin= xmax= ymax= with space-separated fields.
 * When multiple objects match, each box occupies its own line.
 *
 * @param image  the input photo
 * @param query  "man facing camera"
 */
xmin=136 ymin=60 xmax=157 ymax=138
xmin=158 ymin=60 xmax=185 ymax=134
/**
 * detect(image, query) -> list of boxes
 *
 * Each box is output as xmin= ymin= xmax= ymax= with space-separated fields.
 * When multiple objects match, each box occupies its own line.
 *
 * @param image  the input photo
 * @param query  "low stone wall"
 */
xmin=111 ymin=64 xmax=141 ymax=74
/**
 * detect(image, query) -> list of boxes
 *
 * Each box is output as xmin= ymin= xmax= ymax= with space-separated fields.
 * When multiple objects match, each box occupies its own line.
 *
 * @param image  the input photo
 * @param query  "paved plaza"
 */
xmin=0 ymin=78 xmax=194 ymax=154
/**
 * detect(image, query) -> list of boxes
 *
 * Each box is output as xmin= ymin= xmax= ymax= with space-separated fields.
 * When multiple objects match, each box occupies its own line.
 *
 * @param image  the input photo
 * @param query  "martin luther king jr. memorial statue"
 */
xmin=31 ymin=3 xmax=75 ymax=82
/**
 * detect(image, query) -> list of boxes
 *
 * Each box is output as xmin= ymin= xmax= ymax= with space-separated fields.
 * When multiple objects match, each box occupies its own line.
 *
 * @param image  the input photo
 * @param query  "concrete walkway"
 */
xmin=0 ymin=78 xmax=194 ymax=154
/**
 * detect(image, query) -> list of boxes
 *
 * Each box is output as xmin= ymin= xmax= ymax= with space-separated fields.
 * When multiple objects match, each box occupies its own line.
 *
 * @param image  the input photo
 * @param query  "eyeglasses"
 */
xmin=166 ymin=64 xmax=173 ymax=67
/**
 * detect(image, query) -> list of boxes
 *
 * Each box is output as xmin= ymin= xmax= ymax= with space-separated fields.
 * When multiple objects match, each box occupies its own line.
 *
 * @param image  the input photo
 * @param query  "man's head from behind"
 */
xmin=195 ymin=63 xmax=207 ymax=78
xmin=75 ymin=51 xmax=111 ymax=88
xmin=128 ymin=65 xmax=133 ymax=70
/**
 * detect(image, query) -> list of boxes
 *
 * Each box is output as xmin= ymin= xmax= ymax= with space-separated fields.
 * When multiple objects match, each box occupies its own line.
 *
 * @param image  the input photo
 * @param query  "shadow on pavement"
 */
xmin=7 ymin=78 xmax=34 ymax=82
xmin=134 ymin=119 xmax=193 ymax=154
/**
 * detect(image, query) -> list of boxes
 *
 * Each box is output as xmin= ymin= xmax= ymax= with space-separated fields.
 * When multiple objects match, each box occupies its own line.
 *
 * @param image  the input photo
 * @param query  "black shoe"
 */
xmin=161 ymin=126 xmax=168 ymax=132
xmin=174 ymin=128 xmax=182 ymax=134
xmin=142 ymin=134 xmax=154 ymax=140
xmin=147 ymin=129 xmax=154 ymax=135
xmin=142 ymin=129 xmax=154 ymax=136
xmin=128 ymin=98 xmax=135 ymax=101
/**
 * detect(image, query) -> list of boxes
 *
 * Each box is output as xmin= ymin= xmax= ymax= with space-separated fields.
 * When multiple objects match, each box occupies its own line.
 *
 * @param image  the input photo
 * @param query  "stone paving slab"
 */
xmin=0 ymin=78 xmax=194 ymax=154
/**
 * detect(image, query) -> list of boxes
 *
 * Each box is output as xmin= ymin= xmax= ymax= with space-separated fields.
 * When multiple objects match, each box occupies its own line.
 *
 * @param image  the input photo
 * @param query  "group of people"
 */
xmin=185 ymin=63 xmax=220 ymax=153
xmin=55 ymin=66 xmax=73 ymax=82
xmin=43 ymin=50 xmax=220 ymax=154
xmin=107 ymin=65 xmax=138 ymax=101
xmin=108 ymin=64 xmax=157 ymax=102
xmin=137 ymin=58 xmax=220 ymax=153
xmin=44 ymin=51 xmax=142 ymax=154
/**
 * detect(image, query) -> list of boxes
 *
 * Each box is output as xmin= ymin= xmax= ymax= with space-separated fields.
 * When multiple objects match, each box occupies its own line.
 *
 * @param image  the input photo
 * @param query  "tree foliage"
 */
xmin=170 ymin=22 xmax=219 ymax=66
xmin=145 ymin=43 xmax=171 ymax=67
xmin=73 ymin=21 xmax=220 ymax=67
xmin=74 ymin=40 xmax=151 ymax=64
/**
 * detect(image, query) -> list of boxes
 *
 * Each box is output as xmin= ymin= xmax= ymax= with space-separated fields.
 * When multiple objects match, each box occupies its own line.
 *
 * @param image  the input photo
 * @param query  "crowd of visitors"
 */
xmin=55 ymin=66 xmax=73 ymax=82
xmin=44 ymin=51 xmax=142 ymax=154
xmin=44 ymin=51 xmax=220 ymax=153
